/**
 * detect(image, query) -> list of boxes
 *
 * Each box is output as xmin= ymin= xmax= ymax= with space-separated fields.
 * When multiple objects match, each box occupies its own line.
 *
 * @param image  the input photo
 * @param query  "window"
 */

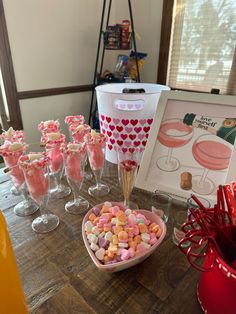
xmin=158 ymin=0 xmax=236 ymax=95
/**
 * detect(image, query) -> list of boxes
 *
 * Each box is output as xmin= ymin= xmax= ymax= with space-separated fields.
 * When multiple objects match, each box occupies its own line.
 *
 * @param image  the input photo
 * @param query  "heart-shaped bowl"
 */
xmin=82 ymin=202 xmax=167 ymax=272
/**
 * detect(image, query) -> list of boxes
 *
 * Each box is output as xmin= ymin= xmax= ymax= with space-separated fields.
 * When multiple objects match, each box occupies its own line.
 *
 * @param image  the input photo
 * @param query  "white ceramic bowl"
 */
xmin=82 ymin=202 xmax=166 ymax=272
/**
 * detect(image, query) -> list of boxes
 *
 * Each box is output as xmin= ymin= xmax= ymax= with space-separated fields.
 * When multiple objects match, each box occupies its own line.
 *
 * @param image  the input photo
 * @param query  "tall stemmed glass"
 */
xmin=62 ymin=143 xmax=89 ymax=214
xmin=157 ymin=119 xmax=193 ymax=172
xmin=85 ymin=130 xmax=110 ymax=196
xmin=0 ymin=127 xmax=25 ymax=196
xmin=43 ymin=132 xmax=71 ymax=199
xmin=0 ymin=142 xmax=38 ymax=216
xmin=70 ymin=123 xmax=93 ymax=180
xmin=192 ymin=133 xmax=232 ymax=195
xmin=117 ymin=147 xmax=139 ymax=209
xmin=19 ymin=152 xmax=59 ymax=233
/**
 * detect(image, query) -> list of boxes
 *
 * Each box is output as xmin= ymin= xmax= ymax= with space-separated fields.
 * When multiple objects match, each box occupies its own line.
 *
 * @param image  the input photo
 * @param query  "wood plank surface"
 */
xmin=0 ymin=164 xmax=203 ymax=314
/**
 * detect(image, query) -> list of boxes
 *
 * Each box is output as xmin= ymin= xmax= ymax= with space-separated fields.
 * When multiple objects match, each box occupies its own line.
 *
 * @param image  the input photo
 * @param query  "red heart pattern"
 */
xmin=99 ymin=115 xmax=152 ymax=152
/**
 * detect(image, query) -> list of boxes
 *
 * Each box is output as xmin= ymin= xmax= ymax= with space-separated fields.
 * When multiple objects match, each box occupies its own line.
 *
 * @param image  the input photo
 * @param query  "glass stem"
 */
xmin=94 ymin=169 xmax=103 ymax=188
xmin=200 ymin=168 xmax=209 ymax=183
xmin=68 ymin=179 xmax=82 ymax=204
xmin=39 ymin=195 xmax=49 ymax=224
xmin=166 ymin=148 xmax=173 ymax=164
xmin=20 ymin=183 xmax=30 ymax=204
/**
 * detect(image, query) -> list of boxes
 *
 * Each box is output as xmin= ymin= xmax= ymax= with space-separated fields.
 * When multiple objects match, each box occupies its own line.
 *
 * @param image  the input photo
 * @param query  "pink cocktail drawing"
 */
xmin=19 ymin=152 xmax=60 ymax=233
xmin=157 ymin=119 xmax=193 ymax=171
xmin=62 ymin=143 xmax=89 ymax=214
xmin=0 ymin=142 xmax=38 ymax=217
xmin=85 ymin=131 xmax=110 ymax=197
xmin=192 ymin=133 xmax=232 ymax=195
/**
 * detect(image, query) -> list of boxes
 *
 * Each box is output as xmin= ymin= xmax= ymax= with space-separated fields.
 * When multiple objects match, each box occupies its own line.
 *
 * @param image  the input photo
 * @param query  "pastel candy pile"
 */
xmin=84 ymin=202 xmax=162 ymax=265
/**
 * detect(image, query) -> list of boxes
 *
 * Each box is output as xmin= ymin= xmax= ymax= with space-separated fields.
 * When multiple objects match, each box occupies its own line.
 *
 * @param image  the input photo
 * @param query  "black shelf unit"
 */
xmin=89 ymin=0 xmax=140 ymax=126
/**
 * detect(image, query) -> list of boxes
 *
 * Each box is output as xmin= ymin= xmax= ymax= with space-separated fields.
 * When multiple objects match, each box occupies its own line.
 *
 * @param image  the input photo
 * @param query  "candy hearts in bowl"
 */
xmin=82 ymin=201 xmax=166 ymax=272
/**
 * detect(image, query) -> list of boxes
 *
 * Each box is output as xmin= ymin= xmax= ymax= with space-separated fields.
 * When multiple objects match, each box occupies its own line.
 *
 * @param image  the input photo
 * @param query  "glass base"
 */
xmin=156 ymin=156 xmax=180 ymax=172
xmin=14 ymin=200 xmax=39 ymax=217
xmin=124 ymin=200 xmax=139 ymax=210
xmin=192 ymin=175 xmax=215 ymax=195
xmin=65 ymin=197 xmax=89 ymax=215
xmin=88 ymin=183 xmax=110 ymax=197
xmin=32 ymin=214 xmax=59 ymax=233
xmin=11 ymin=186 xmax=21 ymax=196
xmin=50 ymin=184 xmax=71 ymax=199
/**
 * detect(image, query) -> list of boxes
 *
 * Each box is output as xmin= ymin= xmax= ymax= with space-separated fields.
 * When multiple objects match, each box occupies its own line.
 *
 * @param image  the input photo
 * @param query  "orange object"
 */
xmin=0 ymin=211 xmax=28 ymax=313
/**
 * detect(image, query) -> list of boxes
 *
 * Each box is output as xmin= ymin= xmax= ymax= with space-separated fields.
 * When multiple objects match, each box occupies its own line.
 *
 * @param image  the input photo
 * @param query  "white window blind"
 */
xmin=167 ymin=0 xmax=236 ymax=94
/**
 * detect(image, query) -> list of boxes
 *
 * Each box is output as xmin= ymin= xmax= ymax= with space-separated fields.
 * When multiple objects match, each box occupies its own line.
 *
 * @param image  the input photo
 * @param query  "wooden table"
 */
xmin=0 ymin=164 xmax=203 ymax=314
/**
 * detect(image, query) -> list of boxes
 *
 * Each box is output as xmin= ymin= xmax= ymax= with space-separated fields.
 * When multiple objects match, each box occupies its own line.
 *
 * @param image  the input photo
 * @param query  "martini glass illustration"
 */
xmin=19 ymin=152 xmax=60 ymax=233
xmin=157 ymin=119 xmax=193 ymax=171
xmin=192 ymin=133 xmax=232 ymax=195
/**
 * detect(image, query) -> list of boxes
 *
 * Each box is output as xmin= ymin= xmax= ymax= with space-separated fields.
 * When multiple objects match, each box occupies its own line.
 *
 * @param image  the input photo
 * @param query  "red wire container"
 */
xmin=198 ymin=247 xmax=236 ymax=314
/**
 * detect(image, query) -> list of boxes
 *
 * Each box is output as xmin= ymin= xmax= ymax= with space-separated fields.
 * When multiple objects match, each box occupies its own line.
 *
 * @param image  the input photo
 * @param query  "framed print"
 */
xmin=135 ymin=91 xmax=236 ymax=205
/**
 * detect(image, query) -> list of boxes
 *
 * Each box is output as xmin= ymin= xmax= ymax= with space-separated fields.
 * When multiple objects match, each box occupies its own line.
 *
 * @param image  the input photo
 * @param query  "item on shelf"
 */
xmin=115 ymin=55 xmax=129 ymax=80
xmin=103 ymin=25 xmax=121 ymax=49
xmin=127 ymin=51 xmax=147 ymax=81
xmin=120 ymin=20 xmax=131 ymax=49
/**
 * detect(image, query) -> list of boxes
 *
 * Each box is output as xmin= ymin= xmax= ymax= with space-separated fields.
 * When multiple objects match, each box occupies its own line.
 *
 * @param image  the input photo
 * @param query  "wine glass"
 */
xmin=117 ymin=147 xmax=140 ymax=209
xmin=19 ymin=153 xmax=59 ymax=233
xmin=44 ymin=133 xmax=71 ymax=199
xmin=70 ymin=123 xmax=93 ymax=181
xmin=85 ymin=131 xmax=110 ymax=196
xmin=192 ymin=133 xmax=232 ymax=195
xmin=157 ymin=118 xmax=193 ymax=172
xmin=63 ymin=143 xmax=89 ymax=214
xmin=0 ymin=142 xmax=38 ymax=216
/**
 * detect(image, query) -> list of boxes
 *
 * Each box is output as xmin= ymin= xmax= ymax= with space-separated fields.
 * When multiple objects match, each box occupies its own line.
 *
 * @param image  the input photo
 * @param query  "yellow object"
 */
xmin=0 ymin=211 xmax=28 ymax=313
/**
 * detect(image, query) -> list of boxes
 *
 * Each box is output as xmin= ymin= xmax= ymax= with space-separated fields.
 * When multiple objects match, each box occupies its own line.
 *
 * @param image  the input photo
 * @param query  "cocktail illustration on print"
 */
xmin=156 ymin=118 xmax=193 ymax=172
xmin=191 ymin=134 xmax=232 ymax=195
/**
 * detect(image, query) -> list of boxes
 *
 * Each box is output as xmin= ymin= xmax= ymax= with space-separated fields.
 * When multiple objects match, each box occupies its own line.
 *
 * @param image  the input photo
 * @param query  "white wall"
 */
xmin=3 ymin=0 xmax=163 ymax=146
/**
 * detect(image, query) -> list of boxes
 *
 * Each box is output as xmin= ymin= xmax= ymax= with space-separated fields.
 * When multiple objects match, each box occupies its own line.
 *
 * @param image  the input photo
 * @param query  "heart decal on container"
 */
xmin=108 ymin=144 xmax=113 ymax=150
xmin=147 ymin=119 xmax=153 ymax=125
xmin=121 ymin=134 xmax=128 ymax=140
xmin=117 ymin=140 xmax=123 ymax=146
xmin=113 ymin=133 xmax=119 ymax=139
xmin=143 ymin=126 xmax=150 ymax=133
xmin=125 ymin=127 xmax=132 ymax=133
xmin=109 ymin=125 xmax=115 ymax=131
xmin=121 ymin=119 xmax=129 ymax=126
xmin=107 ymin=131 xmax=112 ymax=137
xmin=106 ymin=117 xmax=111 ymax=123
xmin=134 ymin=141 xmax=141 ymax=147
xmin=124 ymin=141 xmax=131 ymax=147
xmin=134 ymin=127 xmax=142 ymax=134
xmin=113 ymin=118 xmax=120 ymax=125
xmin=129 ymin=134 xmax=136 ymax=140
xmin=116 ymin=126 xmax=123 ymax=132
xmin=131 ymin=119 xmax=138 ymax=126
xmin=110 ymin=138 xmax=115 ymax=144
xmin=142 ymin=140 xmax=147 ymax=146
xmin=138 ymin=134 xmax=145 ymax=140
xmin=139 ymin=119 xmax=146 ymax=125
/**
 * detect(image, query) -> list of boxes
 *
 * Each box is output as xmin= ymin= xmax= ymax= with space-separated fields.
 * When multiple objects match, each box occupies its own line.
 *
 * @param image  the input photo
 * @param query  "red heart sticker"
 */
xmin=107 ymin=131 xmax=112 ymax=137
xmin=131 ymin=119 xmax=138 ymax=126
xmin=106 ymin=116 xmax=111 ymax=123
xmin=116 ymin=126 xmax=123 ymax=132
xmin=110 ymin=138 xmax=115 ymax=144
xmin=142 ymin=140 xmax=147 ymax=146
xmin=121 ymin=134 xmax=128 ymax=140
xmin=122 ymin=148 xmax=128 ymax=153
xmin=109 ymin=125 xmax=115 ymax=131
xmin=101 ymin=115 xmax=105 ymax=121
xmin=108 ymin=144 xmax=113 ymax=150
xmin=143 ymin=126 xmax=150 ymax=133
xmin=129 ymin=134 xmax=136 ymax=140
xmin=134 ymin=141 xmax=140 ymax=147
xmin=147 ymin=119 xmax=153 ymax=125
xmin=121 ymin=119 xmax=129 ymax=126
xmin=117 ymin=140 xmax=123 ymax=146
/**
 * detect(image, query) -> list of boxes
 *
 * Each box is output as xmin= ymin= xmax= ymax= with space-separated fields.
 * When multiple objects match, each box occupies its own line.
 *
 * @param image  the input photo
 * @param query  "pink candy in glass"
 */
xmin=38 ymin=120 xmax=60 ymax=134
xmin=0 ymin=127 xmax=25 ymax=144
xmin=70 ymin=124 xmax=91 ymax=143
xmin=64 ymin=115 xmax=85 ymax=126
xmin=0 ymin=142 xmax=27 ymax=188
xmin=19 ymin=153 xmax=50 ymax=204
xmin=62 ymin=143 xmax=87 ymax=182
xmin=84 ymin=130 xmax=107 ymax=171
